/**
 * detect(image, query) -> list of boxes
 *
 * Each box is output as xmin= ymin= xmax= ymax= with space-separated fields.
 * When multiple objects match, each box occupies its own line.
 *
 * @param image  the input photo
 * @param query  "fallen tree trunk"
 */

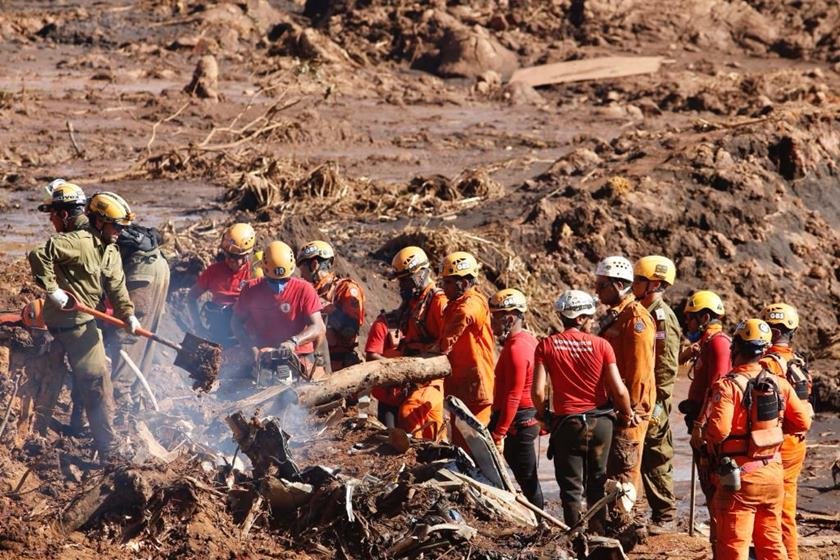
xmin=225 ymin=355 xmax=451 ymax=414
xmin=291 ymin=355 xmax=450 ymax=409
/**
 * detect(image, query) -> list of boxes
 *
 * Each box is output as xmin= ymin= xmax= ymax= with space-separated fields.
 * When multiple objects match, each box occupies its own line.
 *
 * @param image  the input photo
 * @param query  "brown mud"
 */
xmin=0 ymin=1 xmax=839 ymax=558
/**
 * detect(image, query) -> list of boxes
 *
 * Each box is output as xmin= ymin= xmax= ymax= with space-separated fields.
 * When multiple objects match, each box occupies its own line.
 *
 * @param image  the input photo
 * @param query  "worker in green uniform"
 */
xmin=28 ymin=184 xmax=139 ymax=461
xmin=106 ymin=222 xmax=169 ymax=417
xmin=632 ymin=255 xmax=681 ymax=533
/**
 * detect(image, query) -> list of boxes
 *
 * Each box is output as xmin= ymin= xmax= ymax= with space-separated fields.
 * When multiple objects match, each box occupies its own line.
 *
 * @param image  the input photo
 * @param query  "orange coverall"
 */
xmin=704 ymin=361 xmax=812 ymax=560
xmin=760 ymin=345 xmax=811 ymax=560
xmin=599 ymin=294 xmax=656 ymax=493
xmin=319 ymin=276 xmax=365 ymax=371
xmin=398 ymin=285 xmax=447 ymax=440
xmin=439 ymin=286 xmax=495 ymax=426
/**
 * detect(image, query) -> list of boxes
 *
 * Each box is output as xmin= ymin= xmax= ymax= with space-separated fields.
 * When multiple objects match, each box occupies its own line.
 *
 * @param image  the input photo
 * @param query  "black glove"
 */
xmin=678 ymin=399 xmax=700 ymax=432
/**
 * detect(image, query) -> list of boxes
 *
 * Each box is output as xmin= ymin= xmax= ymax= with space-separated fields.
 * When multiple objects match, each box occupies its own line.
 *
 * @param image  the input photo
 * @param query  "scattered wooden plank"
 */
xmin=508 ymin=56 xmax=664 ymax=88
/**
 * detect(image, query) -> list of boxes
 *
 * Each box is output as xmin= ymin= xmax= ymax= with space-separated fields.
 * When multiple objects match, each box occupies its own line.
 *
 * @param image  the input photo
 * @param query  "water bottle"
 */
xmin=718 ymin=456 xmax=741 ymax=491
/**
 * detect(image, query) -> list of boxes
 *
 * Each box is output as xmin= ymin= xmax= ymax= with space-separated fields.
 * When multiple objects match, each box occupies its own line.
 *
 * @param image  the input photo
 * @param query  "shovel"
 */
xmin=62 ymin=293 xmax=221 ymax=391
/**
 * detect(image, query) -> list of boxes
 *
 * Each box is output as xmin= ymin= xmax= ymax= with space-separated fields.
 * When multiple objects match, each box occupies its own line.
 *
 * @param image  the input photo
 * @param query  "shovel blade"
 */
xmin=174 ymin=332 xmax=222 ymax=392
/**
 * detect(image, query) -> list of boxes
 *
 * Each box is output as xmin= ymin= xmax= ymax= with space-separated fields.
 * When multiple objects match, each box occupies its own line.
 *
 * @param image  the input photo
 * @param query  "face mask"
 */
xmin=687 ymin=330 xmax=702 ymax=343
xmin=399 ymin=284 xmax=416 ymax=302
xmin=266 ymin=278 xmax=288 ymax=294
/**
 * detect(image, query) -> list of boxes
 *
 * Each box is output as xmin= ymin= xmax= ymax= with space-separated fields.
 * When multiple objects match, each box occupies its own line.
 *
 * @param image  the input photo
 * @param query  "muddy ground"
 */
xmin=0 ymin=0 xmax=839 ymax=558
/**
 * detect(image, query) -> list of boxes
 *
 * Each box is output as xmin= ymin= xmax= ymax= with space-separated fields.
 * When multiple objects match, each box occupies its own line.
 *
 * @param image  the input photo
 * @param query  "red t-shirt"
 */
xmin=196 ymin=261 xmax=252 ymax=306
xmin=535 ymin=329 xmax=617 ymax=415
xmin=492 ymin=330 xmax=538 ymax=438
xmin=233 ymin=277 xmax=322 ymax=352
xmin=687 ymin=326 xmax=732 ymax=406
xmin=366 ymin=314 xmax=405 ymax=406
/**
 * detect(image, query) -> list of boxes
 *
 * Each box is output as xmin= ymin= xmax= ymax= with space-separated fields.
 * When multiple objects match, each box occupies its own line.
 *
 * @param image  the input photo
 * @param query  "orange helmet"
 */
xmin=760 ymin=303 xmax=799 ymax=331
xmin=391 ymin=246 xmax=431 ymax=278
xmin=441 ymin=251 xmax=479 ymax=278
xmin=489 ymin=288 xmax=528 ymax=313
xmin=21 ymin=299 xmax=47 ymax=330
xmin=262 ymin=241 xmax=295 ymax=280
xmin=732 ymin=318 xmax=772 ymax=356
xmin=297 ymin=240 xmax=335 ymax=262
xmin=220 ymin=223 xmax=256 ymax=255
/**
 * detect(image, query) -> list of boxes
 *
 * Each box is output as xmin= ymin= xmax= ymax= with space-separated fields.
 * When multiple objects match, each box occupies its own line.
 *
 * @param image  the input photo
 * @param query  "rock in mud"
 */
xmin=184 ymin=55 xmax=220 ymax=102
xmin=435 ymin=24 xmax=518 ymax=80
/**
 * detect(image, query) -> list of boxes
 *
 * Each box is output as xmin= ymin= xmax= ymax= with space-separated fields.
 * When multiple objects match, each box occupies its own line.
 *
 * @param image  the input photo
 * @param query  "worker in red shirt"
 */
xmin=298 ymin=240 xmax=365 ymax=372
xmin=437 ymin=251 xmax=496 ymax=436
xmin=679 ymin=290 xmax=731 ymax=423
xmin=232 ymin=241 xmax=325 ymax=377
xmin=532 ymin=289 xmax=637 ymax=527
xmin=677 ymin=290 xmax=731 ymax=547
xmin=701 ymin=319 xmax=811 ymax=560
xmin=365 ymin=309 xmax=405 ymax=428
xmin=487 ymin=288 xmax=543 ymax=507
xmin=188 ymin=223 xmax=256 ymax=347
xmin=759 ymin=304 xmax=813 ymax=560
xmin=366 ymin=246 xmax=446 ymax=439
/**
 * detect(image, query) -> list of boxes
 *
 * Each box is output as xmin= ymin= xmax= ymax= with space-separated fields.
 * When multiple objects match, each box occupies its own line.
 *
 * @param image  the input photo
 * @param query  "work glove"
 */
xmin=48 ymin=289 xmax=70 ymax=309
xmin=126 ymin=315 xmax=142 ymax=335
xmin=678 ymin=399 xmax=700 ymax=432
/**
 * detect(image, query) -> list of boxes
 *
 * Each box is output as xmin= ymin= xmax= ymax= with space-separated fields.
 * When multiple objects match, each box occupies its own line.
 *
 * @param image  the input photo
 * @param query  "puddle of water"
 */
xmin=0 ymin=179 xmax=225 ymax=258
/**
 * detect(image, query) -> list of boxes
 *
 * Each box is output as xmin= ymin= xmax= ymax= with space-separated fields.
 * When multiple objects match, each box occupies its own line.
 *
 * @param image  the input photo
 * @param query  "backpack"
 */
xmin=117 ymin=224 xmax=162 ymax=259
xmin=721 ymin=368 xmax=785 ymax=460
xmin=765 ymin=352 xmax=811 ymax=401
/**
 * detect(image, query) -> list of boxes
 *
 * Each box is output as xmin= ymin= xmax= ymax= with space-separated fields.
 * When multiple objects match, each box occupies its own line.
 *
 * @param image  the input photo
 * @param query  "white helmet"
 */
xmin=555 ymin=290 xmax=598 ymax=319
xmin=595 ymin=256 xmax=634 ymax=283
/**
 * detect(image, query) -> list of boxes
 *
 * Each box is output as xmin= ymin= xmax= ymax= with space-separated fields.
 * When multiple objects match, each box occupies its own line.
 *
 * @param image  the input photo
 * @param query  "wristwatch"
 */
xmin=289 ymin=336 xmax=300 ymax=347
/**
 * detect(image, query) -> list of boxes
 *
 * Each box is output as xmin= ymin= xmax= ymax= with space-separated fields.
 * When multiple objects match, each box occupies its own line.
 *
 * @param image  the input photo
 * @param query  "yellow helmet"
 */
xmin=760 ymin=303 xmax=799 ymax=331
xmin=87 ymin=191 xmax=135 ymax=226
xmin=685 ymin=290 xmax=725 ymax=316
xmin=252 ymin=250 xmax=264 ymax=278
xmin=37 ymin=179 xmax=87 ymax=212
xmin=441 ymin=251 xmax=479 ymax=278
xmin=21 ymin=298 xmax=46 ymax=330
xmin=732 ymin=318 xmax=772 ymax=352
xmin=262 ymin=241 xmax=295 ymax=280
xmin=634 ymin=255 xmax=676 ymax=286
xmin=489 ymin=288 xmax=528 ymax=313
xmin=220 ymin=223 xmax=256 ymax=255
xmin=391 ymin=246 xmax=430 ymax=278
xmin=297 ymin=240 xmax=335 ymax=262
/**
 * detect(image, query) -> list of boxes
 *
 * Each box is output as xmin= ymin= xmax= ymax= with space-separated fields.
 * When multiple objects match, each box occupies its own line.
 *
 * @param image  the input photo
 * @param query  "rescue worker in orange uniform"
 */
xmin=487 ymin=288 xmax=543 ymax=507
xmin=437 ymin=251 xmax=495 ymax=438
xmin=232 ymin=241 xmax=326 ymax=377
xmin=678 ymin=290 xmax=731 ymax=547
xmin=701 ymin=319 xmax=811 ymax=560
xmin=365 ymin=246 xmax=446 ymax=439
xmin=188 ymin=223 xmax=256 ymax=347
xmin=759 ymin=304 xmax=813 ymax=560
xmin=594 ymin=256 xmax=655 ymax=497
xmin=298 ymin=240 xmax=365 ymax=372
xmin=632 ymin=255 xmax=681 ymax=532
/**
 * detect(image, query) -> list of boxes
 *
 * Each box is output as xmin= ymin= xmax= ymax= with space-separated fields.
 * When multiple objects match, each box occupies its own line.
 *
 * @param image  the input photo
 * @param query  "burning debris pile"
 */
xmin=0 ymin=356 xmax=631 ymax=560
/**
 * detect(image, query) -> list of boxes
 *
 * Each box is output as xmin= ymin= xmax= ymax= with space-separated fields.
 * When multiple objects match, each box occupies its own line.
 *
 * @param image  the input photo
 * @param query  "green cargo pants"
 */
xmin=641 ymin=399 xmax=676 ymax=522
xmin=107 ymin=254 xmax=170 ymax=410
xmin=51 ymin=321 xmax=117 ymax=456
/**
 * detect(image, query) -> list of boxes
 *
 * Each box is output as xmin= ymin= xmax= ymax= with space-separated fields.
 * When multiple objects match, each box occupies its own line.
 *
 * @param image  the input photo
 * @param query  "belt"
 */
xmin=738 ymin=453 xmax=782 ymax=475
xmin=48 ymin=319 xmax=93 ymax=334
